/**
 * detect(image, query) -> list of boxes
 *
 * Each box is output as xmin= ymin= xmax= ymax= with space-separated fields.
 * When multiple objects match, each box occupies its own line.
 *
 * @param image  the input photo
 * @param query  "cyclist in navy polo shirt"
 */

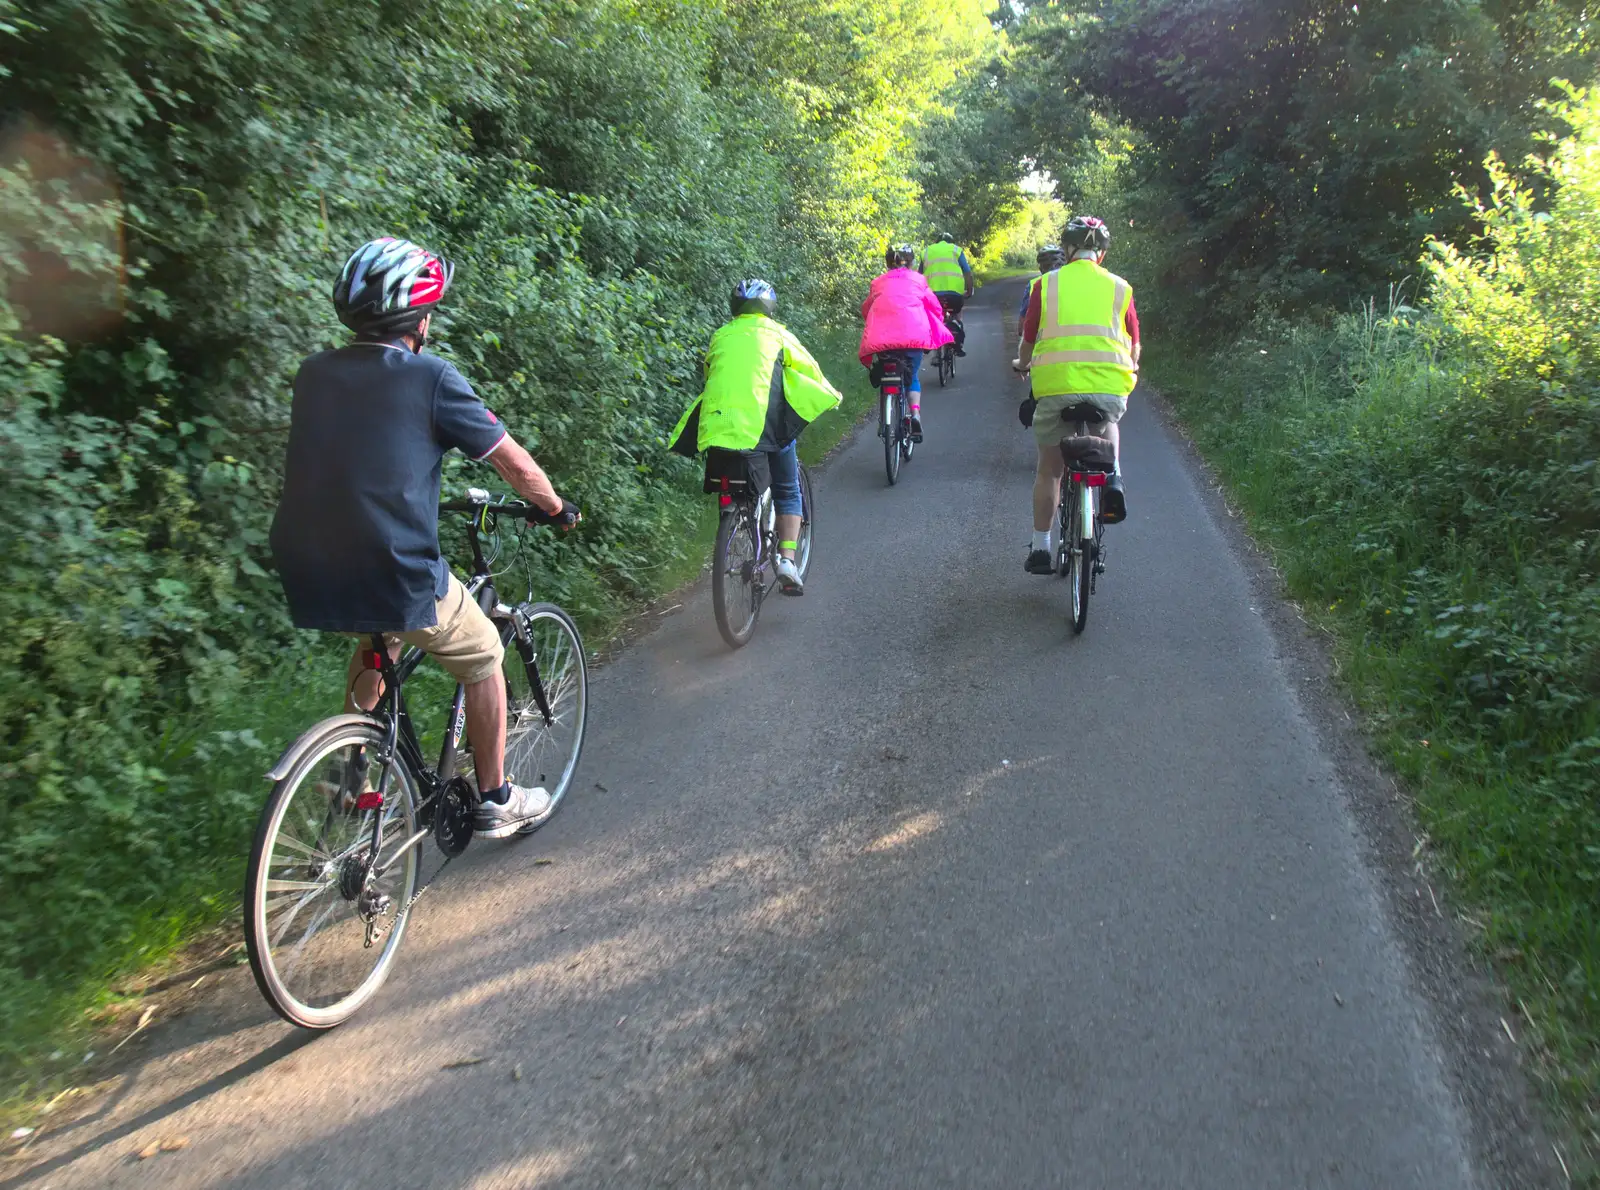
xmin=270 ymin=238 xmax=578 ymax=839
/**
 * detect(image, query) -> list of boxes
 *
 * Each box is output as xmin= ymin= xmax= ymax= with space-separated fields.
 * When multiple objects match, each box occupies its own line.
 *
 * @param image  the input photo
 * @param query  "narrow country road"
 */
xmin=8 ymin=283 xmax=1514 ymax=1189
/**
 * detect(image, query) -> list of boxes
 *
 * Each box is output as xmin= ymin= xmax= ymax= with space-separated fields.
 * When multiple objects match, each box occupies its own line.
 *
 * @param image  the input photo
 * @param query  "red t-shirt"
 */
xmin=1021 ymin=280 xmax=1139 ymax=347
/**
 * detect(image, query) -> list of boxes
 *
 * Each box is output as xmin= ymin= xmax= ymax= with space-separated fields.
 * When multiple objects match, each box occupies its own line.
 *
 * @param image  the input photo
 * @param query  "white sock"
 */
xmin=1031 ymin=530 xmax=1051 ymax=553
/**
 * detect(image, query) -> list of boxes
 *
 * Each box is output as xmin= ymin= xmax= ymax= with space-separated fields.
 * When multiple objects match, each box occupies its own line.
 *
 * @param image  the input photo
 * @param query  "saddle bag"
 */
xmin=702 ymin=447 xmax=771 ymax=494
xmin=868 ymin=355 xmax=906 ymax=388
xmin=1058 ymin=434 xmax=1116 ymax=472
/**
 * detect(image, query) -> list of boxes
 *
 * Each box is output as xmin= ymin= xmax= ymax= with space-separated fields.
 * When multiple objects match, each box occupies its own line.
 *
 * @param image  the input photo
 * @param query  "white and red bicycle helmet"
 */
xmin=333 ymin=237 xmax=454 ymax=336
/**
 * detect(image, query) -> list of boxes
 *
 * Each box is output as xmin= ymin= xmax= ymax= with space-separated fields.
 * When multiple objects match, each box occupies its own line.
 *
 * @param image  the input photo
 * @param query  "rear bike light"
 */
xmin=719 ymin=494 xmax=732 ymax=508
xmin=1071 ymin=472 xmax=1110 ymax=487
xmin=355 ymin=792 xmax=384 ymax=811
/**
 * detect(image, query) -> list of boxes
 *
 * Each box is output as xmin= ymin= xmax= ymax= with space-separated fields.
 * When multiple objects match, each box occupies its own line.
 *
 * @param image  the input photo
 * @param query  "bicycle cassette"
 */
xmin=433 ymin=776 xmax=475 ymax=857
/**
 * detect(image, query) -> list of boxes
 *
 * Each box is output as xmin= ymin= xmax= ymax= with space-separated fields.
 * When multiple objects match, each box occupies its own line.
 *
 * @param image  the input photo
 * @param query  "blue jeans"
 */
xmin=768 ymin=440 xmax=803 ymax=516
xmin=902 ymin=349 xmax=925 ymax=395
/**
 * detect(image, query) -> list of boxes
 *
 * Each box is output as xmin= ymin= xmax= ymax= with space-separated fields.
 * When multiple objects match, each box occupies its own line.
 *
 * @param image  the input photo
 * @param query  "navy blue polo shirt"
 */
xmin=269 ymin=343 xmax=507 ymax=633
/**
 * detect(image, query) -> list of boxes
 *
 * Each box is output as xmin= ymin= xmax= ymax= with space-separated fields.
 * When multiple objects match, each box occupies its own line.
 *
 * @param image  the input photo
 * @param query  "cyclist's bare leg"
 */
xmin=1033 ymin=443 xmax=1065 ymax=532
xmin=345 ymin=641 xmax=506 ymax=794
xmin=464 ymin=675 xmax=507 ymax=793
xmin=776 ymin=513 xmax=802 ymax=561
xmin=1107 ymin=420 xmax=1121 ymax=474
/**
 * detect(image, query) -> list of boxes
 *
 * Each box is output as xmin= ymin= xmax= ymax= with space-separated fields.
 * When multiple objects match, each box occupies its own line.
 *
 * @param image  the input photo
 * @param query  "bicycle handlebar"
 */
xmin=441 ymin=488 xmax=580 ymax=531
xmin=439 ymin=498 xmax=542 ymax=517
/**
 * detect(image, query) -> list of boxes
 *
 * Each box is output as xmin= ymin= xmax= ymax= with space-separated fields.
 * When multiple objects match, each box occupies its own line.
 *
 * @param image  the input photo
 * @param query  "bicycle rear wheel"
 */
xmin=795 ymin=465 xmax=815 ymax=581
xmin=883 ymin=392 xmax=902 ymax=486
xmin=502 ymin=603 xmax=588 ymax=826
xmin=1069 ymin=482 xmax=1093 ymax=635
xmin=245 ymin=720 xmax=420 ymax=1029
xmin=938 ymin=348 xmax=949 ymax=387
xmin=713 ymin=506 xmax=762 ymax=648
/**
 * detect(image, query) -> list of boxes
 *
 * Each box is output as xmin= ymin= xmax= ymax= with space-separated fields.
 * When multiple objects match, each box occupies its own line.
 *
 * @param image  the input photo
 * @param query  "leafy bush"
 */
xmin=0 ymin=0 xmax=996 ymax=1075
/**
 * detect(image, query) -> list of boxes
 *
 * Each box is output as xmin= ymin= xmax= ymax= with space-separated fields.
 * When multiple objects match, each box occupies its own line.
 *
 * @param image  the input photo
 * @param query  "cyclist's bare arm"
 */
xmin=484 ymin=434 xmax=564 ymax=517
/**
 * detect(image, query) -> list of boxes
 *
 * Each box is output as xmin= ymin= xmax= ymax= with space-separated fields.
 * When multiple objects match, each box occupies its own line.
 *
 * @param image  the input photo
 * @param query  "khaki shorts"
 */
xmin=349 ymin=575 xmax=504 ymax=686
xmin=1031 ymin=392 xmax=1127 ymax=448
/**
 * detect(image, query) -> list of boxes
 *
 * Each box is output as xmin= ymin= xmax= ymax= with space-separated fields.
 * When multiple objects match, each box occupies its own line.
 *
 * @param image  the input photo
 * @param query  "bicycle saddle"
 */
xmin=1059 ymin=402 xmax=1109 ymax=424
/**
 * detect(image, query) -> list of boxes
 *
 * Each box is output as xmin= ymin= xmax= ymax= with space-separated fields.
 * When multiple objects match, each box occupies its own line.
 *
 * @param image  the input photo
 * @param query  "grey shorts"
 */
xmin=1031 ymin=393 xmax=1127 ymax=448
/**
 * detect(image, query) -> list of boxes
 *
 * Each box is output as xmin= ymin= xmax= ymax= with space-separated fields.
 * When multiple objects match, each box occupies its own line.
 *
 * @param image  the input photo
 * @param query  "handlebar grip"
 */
xmin=526 ymin=498 xmax=580 ymax=528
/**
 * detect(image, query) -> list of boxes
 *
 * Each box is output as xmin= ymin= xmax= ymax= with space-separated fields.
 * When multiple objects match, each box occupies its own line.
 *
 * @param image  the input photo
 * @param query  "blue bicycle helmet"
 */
xmin=730 ymin=278 xmax=777 ymax=317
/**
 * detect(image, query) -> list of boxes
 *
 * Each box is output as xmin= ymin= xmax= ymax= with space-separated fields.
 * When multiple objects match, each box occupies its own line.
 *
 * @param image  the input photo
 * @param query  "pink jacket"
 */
xmin=858 ymin=268 xmax=954 ymax=365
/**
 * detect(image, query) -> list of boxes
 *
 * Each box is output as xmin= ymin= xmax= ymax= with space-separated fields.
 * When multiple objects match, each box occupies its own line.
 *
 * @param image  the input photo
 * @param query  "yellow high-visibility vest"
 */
xmin=1030 ymin=260 xmax=1136 ymax=398
xmin=921 ymin=241 xmax=965 ymax=294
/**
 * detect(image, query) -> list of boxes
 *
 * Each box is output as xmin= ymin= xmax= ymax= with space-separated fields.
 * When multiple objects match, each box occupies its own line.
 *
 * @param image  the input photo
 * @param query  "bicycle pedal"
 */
xmin=1093 ymin=563 xmax=1106 ymax=575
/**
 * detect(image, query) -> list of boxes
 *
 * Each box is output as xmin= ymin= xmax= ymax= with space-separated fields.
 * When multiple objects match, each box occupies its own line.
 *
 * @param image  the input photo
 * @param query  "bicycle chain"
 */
xmin=364 ymin=856 xmax=451 ymax=947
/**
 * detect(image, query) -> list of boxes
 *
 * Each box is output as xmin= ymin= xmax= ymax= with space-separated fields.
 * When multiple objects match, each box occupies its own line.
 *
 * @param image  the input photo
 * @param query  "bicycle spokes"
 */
xmin=247 ymin=734 xmax=418 ymax=1025
xmin=504 ymin=606 xmax=589 ymax=808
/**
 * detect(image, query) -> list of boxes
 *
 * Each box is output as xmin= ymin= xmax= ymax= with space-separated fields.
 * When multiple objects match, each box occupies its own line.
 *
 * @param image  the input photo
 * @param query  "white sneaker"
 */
xmin=775 ymin=556 xmax=804 ymax=596
xmin=473 ymin=782 xmax=554 ymax=839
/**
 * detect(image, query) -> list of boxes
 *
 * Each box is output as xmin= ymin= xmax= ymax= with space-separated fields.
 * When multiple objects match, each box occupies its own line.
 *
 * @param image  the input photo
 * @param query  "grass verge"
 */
xmin=974 ymin=264 xmax=1034 ymax=287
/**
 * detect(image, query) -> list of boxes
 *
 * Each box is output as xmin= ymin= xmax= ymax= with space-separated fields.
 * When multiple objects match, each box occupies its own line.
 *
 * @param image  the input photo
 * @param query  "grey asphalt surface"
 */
xmin=8 ymin=284 xmax=1499 ymax=1189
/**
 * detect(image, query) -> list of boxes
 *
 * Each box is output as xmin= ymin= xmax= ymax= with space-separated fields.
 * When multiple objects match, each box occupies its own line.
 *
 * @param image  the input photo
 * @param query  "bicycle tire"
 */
xmin=500 ymin=603 xmax=588 ymax=828
xmin=795 ymin=465 xmax=815 ymax=582
xmin=1056 ymin=491 xmax=1071 ymax=578
xmin=245 ymin=719 xmax=420 ymax=1029
xmin=1070 ymin=482 xmax=1092 ymax=635
xmin=938 ymin=349 xmax=948 ymax=387
xmin=883 ymin=392 xmax=901 ymax=486
xmin=713 ymin=507 xmax=762 ymax=648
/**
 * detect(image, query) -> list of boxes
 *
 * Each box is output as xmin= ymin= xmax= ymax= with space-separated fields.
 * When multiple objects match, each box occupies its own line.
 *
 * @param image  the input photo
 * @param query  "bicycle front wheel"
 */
xmin=502 ymin=603 xmax=588 ymax=826
xmin=794 ymin=465 xmax=816 ymax=581
xmin=713 ymin=507 xmax=762 ymax=648
xmin=245 ymin=720 xmax=420 ymax=1029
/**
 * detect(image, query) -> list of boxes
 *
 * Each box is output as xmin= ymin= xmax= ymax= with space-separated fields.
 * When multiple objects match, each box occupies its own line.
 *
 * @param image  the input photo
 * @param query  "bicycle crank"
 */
xmin=433 ymin=775 xmax=475 ymax=858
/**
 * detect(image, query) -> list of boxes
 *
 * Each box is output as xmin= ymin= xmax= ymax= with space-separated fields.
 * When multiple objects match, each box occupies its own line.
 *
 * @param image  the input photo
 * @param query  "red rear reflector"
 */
xmin=355 ymin=792 xmax=383 ymax=811
xmin=367 ymin=651 xmax=384 ymax=670
xmin=1073 ymin=472 xmax=1109 ymax=487
xmin=720 ymin=477 xmax=729 ymax=491
xmin=719 ymin=494 xmax=732 ymax=507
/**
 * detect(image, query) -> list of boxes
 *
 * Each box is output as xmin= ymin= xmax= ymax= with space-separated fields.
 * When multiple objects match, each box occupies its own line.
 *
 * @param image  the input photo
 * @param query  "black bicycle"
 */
xmin=935 ymin=295 xmax=960 ymax=387
xmin=1054 ymin=404 xmax=1114 ymax=633
xmin=872 ymin=351 xmax=917 ymax=485
xmin=244 ymin=490 xmax=588 ymax=1028
xmin=706 ymin=448 xmax=814 ymax=649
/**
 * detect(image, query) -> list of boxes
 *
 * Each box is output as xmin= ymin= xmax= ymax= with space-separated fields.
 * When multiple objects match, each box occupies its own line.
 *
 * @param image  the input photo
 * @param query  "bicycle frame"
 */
xmin=346 ymin=515 xmax=557 ymax=889
xmin=718 ymin=481 xmax=778 ymax=598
